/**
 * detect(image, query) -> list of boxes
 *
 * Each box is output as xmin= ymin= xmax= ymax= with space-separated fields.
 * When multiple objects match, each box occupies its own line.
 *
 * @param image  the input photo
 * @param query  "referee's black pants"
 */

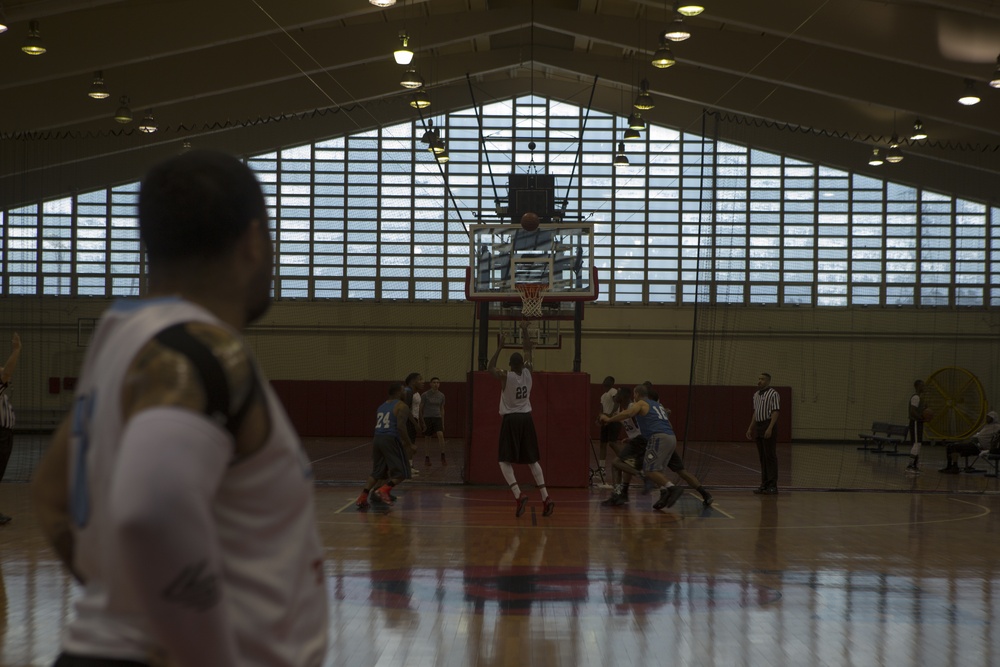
xmin=0 ymin=426 xmax=13 ymax=481
xmin=755 ymin=422 xmax=778 ymax=490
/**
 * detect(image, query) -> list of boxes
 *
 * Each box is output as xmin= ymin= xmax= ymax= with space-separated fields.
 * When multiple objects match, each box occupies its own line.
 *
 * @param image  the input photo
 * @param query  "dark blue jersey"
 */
xmin=374 ymin=399 xmax=400 ymax=437
xmin=635 ymin=399 xmax=674 ymax=438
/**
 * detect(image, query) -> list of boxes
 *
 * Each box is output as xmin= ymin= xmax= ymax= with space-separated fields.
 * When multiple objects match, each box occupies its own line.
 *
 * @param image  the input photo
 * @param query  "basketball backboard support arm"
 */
xmin=467 ymin=222 xmax=597 ymax=371
xmin=478 ymin=299 xmax=491 ymax=370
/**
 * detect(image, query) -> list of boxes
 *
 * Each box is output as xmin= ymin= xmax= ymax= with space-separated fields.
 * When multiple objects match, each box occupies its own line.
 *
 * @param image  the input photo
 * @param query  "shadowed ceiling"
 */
xmin=2 ymin=0 xmax=999 ymax=204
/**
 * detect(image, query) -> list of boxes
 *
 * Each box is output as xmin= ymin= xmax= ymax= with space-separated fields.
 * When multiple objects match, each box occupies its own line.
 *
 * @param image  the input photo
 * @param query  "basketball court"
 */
xmin=3 ymin=479 xmax=1000 ymax=666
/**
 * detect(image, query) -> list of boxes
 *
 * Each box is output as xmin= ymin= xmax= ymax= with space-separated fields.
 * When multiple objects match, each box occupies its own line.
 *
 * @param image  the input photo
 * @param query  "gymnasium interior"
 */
xmin=2 ymin=1 xmax=1000 ymax=665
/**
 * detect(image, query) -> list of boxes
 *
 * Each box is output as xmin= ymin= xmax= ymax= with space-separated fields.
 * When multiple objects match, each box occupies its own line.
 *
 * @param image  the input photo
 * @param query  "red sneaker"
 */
xmin=515 ymin=494 xmax=529 ymax=517
xmin=355 ymin=493 xmax=370 ymax=511
xmin=543 ymin=499 xmax=555 ymax=517
xmin=373 ymin=486 xmax=395 ymax=506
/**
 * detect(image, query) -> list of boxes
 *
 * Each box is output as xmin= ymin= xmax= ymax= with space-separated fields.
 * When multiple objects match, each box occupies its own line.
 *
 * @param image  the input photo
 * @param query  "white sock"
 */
xmin=909 ymin=442 xmax=922 ymax=458
xmin=528 ymin=462 xmax=549 ymax=501
xmin=499 ymin=462 xmax=520 ymax=498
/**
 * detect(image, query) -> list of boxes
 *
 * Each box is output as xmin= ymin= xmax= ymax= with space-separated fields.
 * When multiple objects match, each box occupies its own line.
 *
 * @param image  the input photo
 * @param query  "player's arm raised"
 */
xmin=520 ymin=320 xmax=534 ymax=370
xmin=487 ymin=333 xmax=507 ymax=383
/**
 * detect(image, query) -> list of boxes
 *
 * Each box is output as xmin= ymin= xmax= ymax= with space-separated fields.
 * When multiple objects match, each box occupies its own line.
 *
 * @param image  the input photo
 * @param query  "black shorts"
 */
xmin=424 ymin=417 xmax=443 ymax=436
xmin=371 ymin=434 xmax=411 ymax=480
xmin=600 ymin=421 xmax=621 ymax=443
xmin=498 ymin=412 xmax=540 ymax=464
xmin=406 ymin=420 xmax=417 ymax=443
xmin=947 ymin=440 xmax=981 ymax=458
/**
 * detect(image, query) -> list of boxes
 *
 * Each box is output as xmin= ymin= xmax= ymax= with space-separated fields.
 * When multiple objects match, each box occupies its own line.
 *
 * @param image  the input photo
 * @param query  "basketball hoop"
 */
xmin=515 ymin=283 xmax=548 ymax=318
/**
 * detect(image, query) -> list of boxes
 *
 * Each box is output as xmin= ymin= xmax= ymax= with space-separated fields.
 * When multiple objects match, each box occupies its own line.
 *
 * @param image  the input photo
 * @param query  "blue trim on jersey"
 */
xmin=635 ymin=399 xmax=674 ymax=438
xmin=374 ymin=399 xmax=400 ymax=437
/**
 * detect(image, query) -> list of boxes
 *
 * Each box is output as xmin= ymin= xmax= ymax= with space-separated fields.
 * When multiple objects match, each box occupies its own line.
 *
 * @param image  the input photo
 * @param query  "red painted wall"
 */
xmin=464 ymin=371 xmax=591 ymax=487
xmin=587 ymin=383 xmax=792 ymax=443
xmin=269 ymin=380 xmax=468 ymax=438
xmin=269 ymin=380 xmax=790 ymax=445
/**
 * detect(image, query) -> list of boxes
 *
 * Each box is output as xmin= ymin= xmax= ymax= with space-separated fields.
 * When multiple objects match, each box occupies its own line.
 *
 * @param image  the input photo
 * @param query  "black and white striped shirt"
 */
xmin=0 ymin=381 xmax=14 ymax=429
xmin=753 ymin=386 xmax=779 ymax=423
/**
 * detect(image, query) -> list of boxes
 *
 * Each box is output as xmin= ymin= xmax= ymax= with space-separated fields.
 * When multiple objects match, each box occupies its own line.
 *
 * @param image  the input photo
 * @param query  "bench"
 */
xmin=871 ymin=423 xmax=910 ymax=456
xmin=858 ymin=421 xmax=890 ymax=451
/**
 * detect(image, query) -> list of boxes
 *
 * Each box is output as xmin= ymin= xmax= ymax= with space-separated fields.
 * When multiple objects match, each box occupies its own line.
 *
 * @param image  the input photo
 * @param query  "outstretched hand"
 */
xmin=11 ymin=332 xmax=20 ymax=351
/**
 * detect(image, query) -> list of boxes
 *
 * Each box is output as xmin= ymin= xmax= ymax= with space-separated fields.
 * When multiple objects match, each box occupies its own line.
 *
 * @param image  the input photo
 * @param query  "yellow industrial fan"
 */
xmin=923 ymin=367 xmax=988 ymax=439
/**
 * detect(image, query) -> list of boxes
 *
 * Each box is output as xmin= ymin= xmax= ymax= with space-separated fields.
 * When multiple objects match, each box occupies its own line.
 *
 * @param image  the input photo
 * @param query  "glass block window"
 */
xmin=0 ymin=95 xmax=997 ymax=307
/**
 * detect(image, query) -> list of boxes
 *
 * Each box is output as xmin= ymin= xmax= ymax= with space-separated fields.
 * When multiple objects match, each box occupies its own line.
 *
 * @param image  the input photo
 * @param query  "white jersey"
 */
xmin=412 ymin=391 xmax=422 ymax=421
xmin=499 ymin=368 xmax=532 ymax=415
xmin=622 ymin=412 xmax=642 ymax=441
xmin=62 ymin=297 xmax=328 ymax=666
xmin=599 ymin=388 xmax=618 ymax=416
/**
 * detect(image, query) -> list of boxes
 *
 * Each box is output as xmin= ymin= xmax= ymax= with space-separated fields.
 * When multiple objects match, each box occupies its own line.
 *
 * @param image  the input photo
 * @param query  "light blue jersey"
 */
xmin=375 ymin=399 xmax=400 ymax=437
xmin=635 ymin=399 xmax=674 ymax=439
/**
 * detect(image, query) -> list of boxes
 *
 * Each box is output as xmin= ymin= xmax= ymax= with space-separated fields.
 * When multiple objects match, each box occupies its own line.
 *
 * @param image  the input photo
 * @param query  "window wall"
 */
xmin=1 ymin=95 xmax=997 ymax=307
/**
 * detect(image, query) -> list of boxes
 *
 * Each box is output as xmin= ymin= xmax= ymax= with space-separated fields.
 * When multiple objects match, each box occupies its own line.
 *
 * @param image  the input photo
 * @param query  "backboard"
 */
xmin=466 ymin=222 xmax=597 ymax=303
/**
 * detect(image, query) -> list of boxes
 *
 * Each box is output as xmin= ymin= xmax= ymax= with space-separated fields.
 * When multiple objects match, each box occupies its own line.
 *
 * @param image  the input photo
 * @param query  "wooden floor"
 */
xmin=3 ymin=480 xmax=1000 ymax=667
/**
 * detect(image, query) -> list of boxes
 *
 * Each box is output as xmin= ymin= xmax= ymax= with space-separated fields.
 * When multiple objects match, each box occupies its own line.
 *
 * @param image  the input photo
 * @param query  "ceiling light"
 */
xmin=420 ymin=120 xmax=438 ymax=145
xmin=885 ymin=136 xmax=903 ymax=164
xmin=400 ymin=67 xmax=424 ymax=89
xmin=22 ymin=20 xmax=46 ymax=55
xmin=435 ymin=147 xmax=450 ymax=164
xmin=867 ymin=148 xmax=883 ymax=166
xmin=651 ymin=41 xmax=676 ymax=68
xmin=369 ymin=0 xmax=396 ymax=6
xmin=627 ymin=112 xmax=645 ymax=131
xmin=114 ymin=96 xmax=133 ymax=124
xmin=138 ymin=110 xmax=157 ymax=134
xmin=88 ymin=71 xmax=110 ymax=100
xmin=430 ymin=136 xmax=446 ymax=155
xmin=909 ymin=119 xmax=927 ymax=142
xmin=633 ymin=79 xmax=654 ymax=110
xmin=663 ymin=18 xmax=691 ymax=42
xmin=958 ymin=79 xmax=981 ymax=105
xmin=393 ymin=32 xmax=414 ymax=65
xmin=613 ymin=141 xmax=629 ymax=167
xmin=624 ymin=127 xmax=641 ymax=140
xmin=990 ymin=55 xmax=1000 ymax=89
xmin=676 ymin=3 xmax=705 ymax=16
xmin=409 ymin=88 xmax=431 ymax=109
xmin=0 ymin=5 xmax=9 ymax=33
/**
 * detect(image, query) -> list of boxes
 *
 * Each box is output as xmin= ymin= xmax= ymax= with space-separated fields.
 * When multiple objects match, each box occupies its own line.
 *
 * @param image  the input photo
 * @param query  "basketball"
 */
xmin=520 ymin=211 xmax=540 ymax=231
xmin=922 ymin=408 xmax=934 ymax=422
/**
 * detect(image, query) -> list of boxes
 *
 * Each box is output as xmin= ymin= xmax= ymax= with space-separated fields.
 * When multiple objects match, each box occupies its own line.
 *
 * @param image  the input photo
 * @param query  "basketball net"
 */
xmin=515 ymin=283 xmax=548 ymax=318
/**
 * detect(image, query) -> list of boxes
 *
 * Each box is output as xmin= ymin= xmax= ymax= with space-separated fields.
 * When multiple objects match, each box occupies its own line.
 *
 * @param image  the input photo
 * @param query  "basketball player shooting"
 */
xmin=487 ymin=320 xmax=555 ymax=517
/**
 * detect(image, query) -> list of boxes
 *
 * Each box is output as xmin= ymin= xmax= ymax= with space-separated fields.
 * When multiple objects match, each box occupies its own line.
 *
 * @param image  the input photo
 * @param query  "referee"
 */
xmin=745 ymin=371 xmax=780 ymax=495
xmin=0 ymin=332 xmax=22 ymax=525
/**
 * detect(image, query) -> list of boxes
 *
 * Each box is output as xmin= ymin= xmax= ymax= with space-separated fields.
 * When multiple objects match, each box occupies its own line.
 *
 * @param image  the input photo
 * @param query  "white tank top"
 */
xmin=499 ymin=368 xmax=532 ymax=414
xmin=62 ymin=297 xmax=328 ymax=666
